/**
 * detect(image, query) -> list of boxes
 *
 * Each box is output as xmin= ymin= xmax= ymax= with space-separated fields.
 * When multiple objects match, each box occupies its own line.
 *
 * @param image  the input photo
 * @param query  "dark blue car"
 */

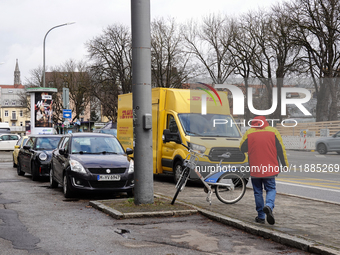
xmin=17 ymin=135 xmax=63 ymax=181
xmin=50 ymin=132 xmax=134 ymax=198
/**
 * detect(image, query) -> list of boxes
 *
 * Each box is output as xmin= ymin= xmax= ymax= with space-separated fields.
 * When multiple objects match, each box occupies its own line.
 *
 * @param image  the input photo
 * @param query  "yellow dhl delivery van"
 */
xmin=117 ymin=88 xmax=248 ymax=182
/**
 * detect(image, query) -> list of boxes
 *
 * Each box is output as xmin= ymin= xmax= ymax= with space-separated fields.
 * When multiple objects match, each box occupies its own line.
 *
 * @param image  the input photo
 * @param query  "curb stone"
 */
xmin=89 ymin=199 xmax=198 ymax=220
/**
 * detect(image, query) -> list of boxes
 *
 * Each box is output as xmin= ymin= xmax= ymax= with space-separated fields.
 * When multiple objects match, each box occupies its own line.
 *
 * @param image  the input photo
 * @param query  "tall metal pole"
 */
xmin=42 ymin=22 xmax=75 ymax=87
xmin=131 ymin=0 xmax=154 ymax=204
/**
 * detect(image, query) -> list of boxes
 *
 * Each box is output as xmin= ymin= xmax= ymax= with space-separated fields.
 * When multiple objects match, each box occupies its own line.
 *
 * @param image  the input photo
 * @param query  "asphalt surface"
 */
xmin=2 ymin=151 xmax=340 ymax=254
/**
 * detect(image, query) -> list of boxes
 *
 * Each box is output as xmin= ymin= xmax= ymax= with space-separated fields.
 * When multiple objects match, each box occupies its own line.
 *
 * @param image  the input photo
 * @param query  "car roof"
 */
xmin=63 ymin=132 xmax=114 ymax=138
xmin=29 ymin=134 xmax=63 ymax=138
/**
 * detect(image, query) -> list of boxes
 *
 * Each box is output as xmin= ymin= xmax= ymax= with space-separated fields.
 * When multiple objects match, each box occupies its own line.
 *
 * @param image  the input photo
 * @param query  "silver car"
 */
xmin=315 ymin=131 xmax=340 ymax=154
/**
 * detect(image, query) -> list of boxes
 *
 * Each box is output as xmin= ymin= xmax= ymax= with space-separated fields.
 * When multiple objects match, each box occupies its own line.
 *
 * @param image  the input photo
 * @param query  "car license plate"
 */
xmin=97 ymin=175 xmax=121 ymax=181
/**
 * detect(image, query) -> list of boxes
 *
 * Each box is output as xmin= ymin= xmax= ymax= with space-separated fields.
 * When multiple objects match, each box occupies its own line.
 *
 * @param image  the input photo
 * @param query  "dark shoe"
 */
xmin=263 ymin=205 xmax=275 ymax=225
xmin=255 ymin=216 xmax=265 ymax=224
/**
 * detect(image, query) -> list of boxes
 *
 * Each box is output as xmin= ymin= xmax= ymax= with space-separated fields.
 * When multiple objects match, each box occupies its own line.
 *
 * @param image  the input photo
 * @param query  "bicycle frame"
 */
xmin=177 ymin=146 xmax=238 ymax=205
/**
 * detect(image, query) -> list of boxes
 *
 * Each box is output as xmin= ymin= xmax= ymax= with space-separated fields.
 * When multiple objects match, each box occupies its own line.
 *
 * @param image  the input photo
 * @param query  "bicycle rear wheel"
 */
xmin=215 ymin=172 xmax=246 ymax=204
xmin=171 ymin=167 xmax=190 ymax=205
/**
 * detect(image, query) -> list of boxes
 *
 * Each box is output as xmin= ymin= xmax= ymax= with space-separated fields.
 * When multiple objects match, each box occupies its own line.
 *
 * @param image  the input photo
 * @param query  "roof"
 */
xmin=64 ymin=132 xmax=114 ymax=137
xmin=29 ymin=134 xmax=63 ymax=138
xmin=0 ymin=84 xmax=25 ymax=89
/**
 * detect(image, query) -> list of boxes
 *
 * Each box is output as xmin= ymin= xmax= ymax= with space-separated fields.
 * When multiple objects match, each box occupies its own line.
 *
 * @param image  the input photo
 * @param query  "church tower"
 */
xmin=14 ymin=59 xmax=21 ymax=86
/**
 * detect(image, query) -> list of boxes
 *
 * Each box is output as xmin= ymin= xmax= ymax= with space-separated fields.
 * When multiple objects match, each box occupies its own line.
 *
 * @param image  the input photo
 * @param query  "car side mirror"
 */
xmin=59 ymin=148 xmax=66 ymax=155
xmin=23 ymin=145 xmax=31 ymax=150
xmin=126 ymin=148 xmax=133 ymax=155
xmin=162 ymin=129 xmax=182 ymax=144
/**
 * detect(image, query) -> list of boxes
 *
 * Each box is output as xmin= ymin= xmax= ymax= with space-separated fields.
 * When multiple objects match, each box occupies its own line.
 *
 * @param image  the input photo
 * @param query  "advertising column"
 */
xmin=26 ymin=87 xmax=58 ymax=135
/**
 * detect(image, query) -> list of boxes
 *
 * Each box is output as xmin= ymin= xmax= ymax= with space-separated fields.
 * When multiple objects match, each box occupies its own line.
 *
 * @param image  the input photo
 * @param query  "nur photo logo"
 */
xmin=197 ymin=82 xmax=222 ymax=115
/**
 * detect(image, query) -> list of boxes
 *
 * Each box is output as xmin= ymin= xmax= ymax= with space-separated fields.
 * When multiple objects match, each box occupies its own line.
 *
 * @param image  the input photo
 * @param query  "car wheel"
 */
xmin=173 ymin=160 xmax=183 ymax=183
xmin=317 ymin=143 xmax=327 ymax=154
xmin=63 ymin=174 xmax=74 ymax=198
xmin=17 ymin=161 xmax=25 ymax=176
xmin=13 ymin=156 xmax=17 ymax=168
xmin=50 ymin=168 xmax=58 ymax=188
xmin=31 ymin=162 xmax=40 ymax=181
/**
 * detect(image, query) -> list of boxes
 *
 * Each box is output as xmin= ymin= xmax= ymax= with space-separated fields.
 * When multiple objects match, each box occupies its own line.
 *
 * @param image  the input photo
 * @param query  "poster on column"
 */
xmin=34 ymin=91 xmax=53 ymax=128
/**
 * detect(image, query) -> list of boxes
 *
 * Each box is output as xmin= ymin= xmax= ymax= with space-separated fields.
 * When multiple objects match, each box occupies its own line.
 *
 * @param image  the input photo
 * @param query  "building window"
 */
xmin=12 ymin=122 xmax=16 ymax=126
xmin=12 ymin=101 xmax=16 ymax=106
xmin=20 ymin=110 xmax=23 ymax=117
xmin=80 ymin=118 xmax=84 ymax=122
xmin=20 ymin=122 xmax=23 ymax=126
xmin=4 ymin=100 xmax=8 ymax=106
xmin=4 ymin=110 xmax=8 ymax=117
xmin=12 ymin=111 xmax=17 ymax=120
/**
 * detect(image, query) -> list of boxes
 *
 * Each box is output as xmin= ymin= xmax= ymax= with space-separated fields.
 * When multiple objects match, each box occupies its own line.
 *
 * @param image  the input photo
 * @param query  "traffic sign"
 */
xmin=63 ymin=109 xmax=72 ymax=119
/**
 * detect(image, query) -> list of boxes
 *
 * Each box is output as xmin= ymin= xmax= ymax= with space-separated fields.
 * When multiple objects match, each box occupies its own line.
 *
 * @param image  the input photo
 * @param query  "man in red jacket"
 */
xmin=240 ymin=116 xmax=288 ymax=225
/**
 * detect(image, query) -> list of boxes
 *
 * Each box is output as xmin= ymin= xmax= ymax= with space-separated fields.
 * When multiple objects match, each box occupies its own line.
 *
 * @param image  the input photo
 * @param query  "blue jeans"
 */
xmin=251 ymin=177 xmax=276 ymax=219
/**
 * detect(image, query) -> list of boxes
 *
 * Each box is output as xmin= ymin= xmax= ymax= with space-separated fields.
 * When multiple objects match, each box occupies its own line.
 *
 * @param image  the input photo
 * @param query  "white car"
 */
xmin=315 ymin=131 xmax=340 ymax=154
xmin=0 ymin=134 xmax=20 ymax=150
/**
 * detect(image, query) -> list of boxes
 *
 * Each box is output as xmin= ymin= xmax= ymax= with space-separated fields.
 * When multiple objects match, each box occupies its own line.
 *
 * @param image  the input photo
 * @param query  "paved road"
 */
xmin=0 ymin=160 xmax=312 ymax=255
xmin=275 ymin=150 xmax=340 ymax=203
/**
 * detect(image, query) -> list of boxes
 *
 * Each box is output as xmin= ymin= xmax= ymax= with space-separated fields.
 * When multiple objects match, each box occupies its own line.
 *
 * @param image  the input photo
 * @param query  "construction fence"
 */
xmin=276 ymin=121 xmax=340 ymax=150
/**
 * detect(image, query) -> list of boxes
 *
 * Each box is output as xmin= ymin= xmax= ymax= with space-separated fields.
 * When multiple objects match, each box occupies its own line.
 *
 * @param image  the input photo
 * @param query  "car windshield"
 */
xmin=70 ymin=136 xmax=125 ymax=154
xmin=36 ymin=137 xmax=61 ymax=150
xmin=178 ymin=113 xmax=241 ymax=137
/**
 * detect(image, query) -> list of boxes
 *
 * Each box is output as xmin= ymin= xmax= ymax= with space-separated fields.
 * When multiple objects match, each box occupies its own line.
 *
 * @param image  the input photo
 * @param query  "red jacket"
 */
xmin=239 ymin=116 xmax=289 ymax=177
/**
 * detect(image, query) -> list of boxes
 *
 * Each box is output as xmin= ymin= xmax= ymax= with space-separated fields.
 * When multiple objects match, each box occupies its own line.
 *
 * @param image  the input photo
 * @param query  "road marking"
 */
xmin=276 ymin=181 xmax=340 ymax=193
xmin=315 ymin=155 xmax=326 ymax=158
xmin=278 ymin=175 xmax=340 ymax=183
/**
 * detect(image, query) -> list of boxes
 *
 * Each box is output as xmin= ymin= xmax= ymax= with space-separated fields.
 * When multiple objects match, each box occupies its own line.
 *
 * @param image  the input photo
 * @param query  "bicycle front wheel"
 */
xmin=171 ymin=167 xmax=190 ymax=205
xmin=215 ymin=172 xmax=246 ymax=204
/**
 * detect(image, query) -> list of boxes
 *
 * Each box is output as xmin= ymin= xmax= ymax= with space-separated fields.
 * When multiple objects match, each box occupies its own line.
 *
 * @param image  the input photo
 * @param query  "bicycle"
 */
xmin=171 ymin=143 xmax=247 ymax=205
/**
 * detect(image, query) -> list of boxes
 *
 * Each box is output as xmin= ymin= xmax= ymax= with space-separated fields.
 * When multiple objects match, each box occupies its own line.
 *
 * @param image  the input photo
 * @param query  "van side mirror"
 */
xmin=126 ymin=148 xmax=133 ymax=155
xmin=162 ymin=129 xmax=182 ymax=144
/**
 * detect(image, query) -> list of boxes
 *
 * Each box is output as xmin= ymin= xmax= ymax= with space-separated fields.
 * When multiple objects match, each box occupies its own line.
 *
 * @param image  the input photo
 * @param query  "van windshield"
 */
xmin=178 ymin=113 xmax=241 ymax=138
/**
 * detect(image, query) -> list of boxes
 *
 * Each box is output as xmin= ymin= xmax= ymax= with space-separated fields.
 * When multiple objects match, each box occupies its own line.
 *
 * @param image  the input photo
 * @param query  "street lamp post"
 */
xmin=42 ymin=22 xmax=75 ymax=87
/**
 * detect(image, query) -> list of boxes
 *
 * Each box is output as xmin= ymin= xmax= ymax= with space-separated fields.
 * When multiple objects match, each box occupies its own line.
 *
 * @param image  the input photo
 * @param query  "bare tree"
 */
xmin=289 ymin=0 xmax=340 ymax=121
xmin=44 ymin=60 xmax=92 ymax=123
xmin=183 ymin=14 xmax=236 ymax=84
xmin=86 ymin=24 xmax=132 ymax=121
xmin=229 ymin=14 xmax=258 ymax=121
xmin=151 ymin=17 xmax=194 ymax=88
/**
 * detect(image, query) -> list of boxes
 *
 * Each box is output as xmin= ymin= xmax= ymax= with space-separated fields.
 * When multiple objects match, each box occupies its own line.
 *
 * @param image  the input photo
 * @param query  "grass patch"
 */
xmin=100 ymin=196 xmax=195 ymax=214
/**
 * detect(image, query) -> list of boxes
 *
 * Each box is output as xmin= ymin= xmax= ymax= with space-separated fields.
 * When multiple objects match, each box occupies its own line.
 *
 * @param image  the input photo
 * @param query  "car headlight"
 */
xmin=187 ymin=142 xmax=206 ymax=153
xmin=69 ymin=159 xmax=86 ymax=174
xmin=39 ymin=153 xmax=48 ymax=161
xmin=128 ymin=160 xmax=134 ymax=173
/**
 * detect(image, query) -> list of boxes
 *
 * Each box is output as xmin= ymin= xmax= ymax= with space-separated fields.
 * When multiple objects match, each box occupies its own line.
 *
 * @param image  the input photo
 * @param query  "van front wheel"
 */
xmin=173 ymin=161 xmax=183 ymax=183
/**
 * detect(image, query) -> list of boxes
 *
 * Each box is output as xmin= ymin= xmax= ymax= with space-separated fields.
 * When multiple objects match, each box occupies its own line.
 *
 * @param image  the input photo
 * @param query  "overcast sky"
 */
xmin=0 ymin=0 xmax=281 ymax=85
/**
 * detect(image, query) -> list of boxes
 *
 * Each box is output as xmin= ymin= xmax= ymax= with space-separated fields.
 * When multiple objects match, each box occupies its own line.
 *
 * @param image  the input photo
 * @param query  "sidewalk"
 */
xmin=152 ymin=177 xmax=340 ymax=255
